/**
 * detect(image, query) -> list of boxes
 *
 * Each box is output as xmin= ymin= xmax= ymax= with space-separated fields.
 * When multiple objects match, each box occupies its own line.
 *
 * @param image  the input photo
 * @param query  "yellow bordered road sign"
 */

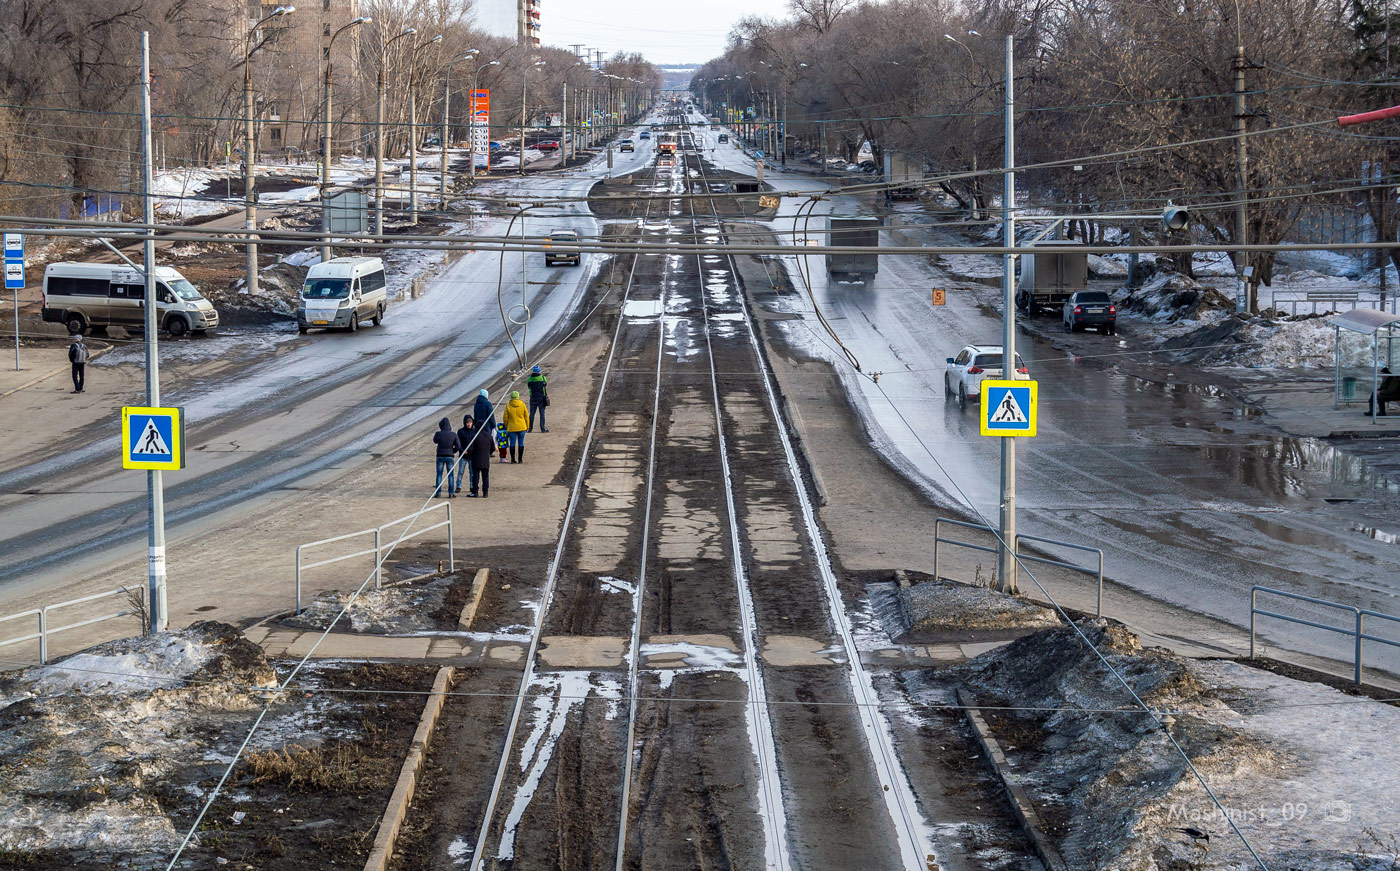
xmin=980 ymin=380 xmax=1037 ymax=437
xmin=122 ymin=406 xmax=185 ymax=470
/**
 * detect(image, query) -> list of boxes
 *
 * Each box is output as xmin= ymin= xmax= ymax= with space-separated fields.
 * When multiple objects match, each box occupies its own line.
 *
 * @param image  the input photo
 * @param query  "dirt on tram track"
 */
xmin=386 ymin=142 xmax=1036 ymax=871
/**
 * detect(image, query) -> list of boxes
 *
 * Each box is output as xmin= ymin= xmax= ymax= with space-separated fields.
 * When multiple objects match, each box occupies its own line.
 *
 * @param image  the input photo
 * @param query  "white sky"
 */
xmin=538 ymin=0 xmax=794 ymax=65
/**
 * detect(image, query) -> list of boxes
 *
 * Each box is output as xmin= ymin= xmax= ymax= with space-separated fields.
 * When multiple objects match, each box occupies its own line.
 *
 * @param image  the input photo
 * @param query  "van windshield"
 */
xmin=167 ymin=279 xmax=203 ymax=301
xmin=303 ymin=278 xmax=351 ymax=300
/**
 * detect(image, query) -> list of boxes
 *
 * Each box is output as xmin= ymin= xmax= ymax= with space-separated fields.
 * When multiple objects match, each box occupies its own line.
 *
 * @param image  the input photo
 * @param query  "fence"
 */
xmin=1270 ymin=288 xmax=1397 ymax=317
xmin=294 ymin=501 xmax=454 ymax=613
xmin=0 ymin=586 xmax=146 ymax=667
xmin=1250 ymin=586 xmax=1400 ymax=685
xmin=932 ymin=518 xmax=1105 ymax=616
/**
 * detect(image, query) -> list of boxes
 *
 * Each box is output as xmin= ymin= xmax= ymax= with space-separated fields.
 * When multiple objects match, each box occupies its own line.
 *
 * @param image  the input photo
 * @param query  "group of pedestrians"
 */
xmin=431 ymin=366 xmax=551 ymax=499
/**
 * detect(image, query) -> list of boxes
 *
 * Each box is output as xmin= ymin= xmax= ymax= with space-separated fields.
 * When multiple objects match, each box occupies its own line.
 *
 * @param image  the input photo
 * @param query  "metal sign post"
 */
xmin=140 ymin=32 xmax=168 ymax=634
xmin=4 ymin=232 xmax=22 ymax=370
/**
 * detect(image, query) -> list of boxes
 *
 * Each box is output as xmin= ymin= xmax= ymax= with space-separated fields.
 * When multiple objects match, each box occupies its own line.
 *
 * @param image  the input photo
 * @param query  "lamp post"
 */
xmin=242 ymin=4 xmax=295 ymax=294
xmin=470 ymin=59 xmax=500 ymax=183
xmin=321 ymin=15 xmax=370 ymax=261
xmin=945 ymin=34 xmax=981 ymax=220
xmin=376 ymin=27 xmax=416 ymax=236
xmin=520 ymin=60 xmax=546 ymax=176
xmin=408 ymin=33 xmax=443 ymax=226
xmin=440 ymin=49 xmax=479 ymax=209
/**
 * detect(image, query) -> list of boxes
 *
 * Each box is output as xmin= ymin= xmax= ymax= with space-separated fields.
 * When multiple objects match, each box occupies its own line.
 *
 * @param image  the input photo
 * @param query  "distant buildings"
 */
xmin=476 ymin=0 xmax=541 ymax=47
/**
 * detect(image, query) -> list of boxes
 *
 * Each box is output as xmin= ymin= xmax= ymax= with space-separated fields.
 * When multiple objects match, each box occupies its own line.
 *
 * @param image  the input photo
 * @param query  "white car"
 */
xmin=945 ymin=344 xmax=1029 ymax=410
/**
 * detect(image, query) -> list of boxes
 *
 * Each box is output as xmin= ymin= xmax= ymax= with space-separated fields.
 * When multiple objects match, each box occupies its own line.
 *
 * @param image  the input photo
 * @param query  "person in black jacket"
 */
xmin=527 ymin=365 xmax=549 ymax=432
xmin=432 ymin=417 xmax=460 ymax=498
xmin=473 ymin=389 xmax=496 ymax=432
xmin=68 ymin=334 xmax=89 ymax=394
xmin=458 ymin=415 xmax=494 ymax=497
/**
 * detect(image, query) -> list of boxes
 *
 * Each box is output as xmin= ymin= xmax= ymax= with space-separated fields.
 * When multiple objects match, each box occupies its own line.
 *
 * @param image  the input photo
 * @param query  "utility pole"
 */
xmin=1234 ymin=22 xmax=1250 ymax=313
xmin=140 ymin=32 xmax=167 ymax=633
xmin=377 ymin=28 xmax=417 ymax=236
xmin=322 ymin=18 xmax=367 ymax=262
xmin=408 ymin=35 xmax=443 ymax=226
xmin=997 ymin=33 xmax=1019 ymax=596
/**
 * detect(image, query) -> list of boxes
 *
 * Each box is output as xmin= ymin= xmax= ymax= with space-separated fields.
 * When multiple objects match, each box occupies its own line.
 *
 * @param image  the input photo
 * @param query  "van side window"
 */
xmin=110 ymin=283 xmax=145 ymax=299
xmin=362 ymin=270 xmax=386 ymax=294
xmin=48 ymin=276 xmax=110 ymax=296
xmin=352 ymin=278 xmax=361 ymax=297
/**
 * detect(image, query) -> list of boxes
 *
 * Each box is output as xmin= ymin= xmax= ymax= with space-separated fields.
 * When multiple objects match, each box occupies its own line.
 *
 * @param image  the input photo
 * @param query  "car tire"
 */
xmin=373 ymin=305 xmax=383 ymax=326
xmin=958 ymin=384 xmax=968 ymax=411
xmin=349 ymin=313 xmax=359 ymax=333
xmin=298 ymin=325 xmax=308 ymax=335
xmin=944 ymin=375 xmax=955 ymax=401
xmin=167 ymin=317 xmax=189 ymax=339
xmin=65 ymin=314 xmax=86 ymax=336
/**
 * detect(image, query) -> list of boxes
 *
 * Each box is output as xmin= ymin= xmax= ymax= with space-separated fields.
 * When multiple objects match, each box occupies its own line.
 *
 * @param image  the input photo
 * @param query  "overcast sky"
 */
xmin=541 ymin=1 xmax=793 ymax=66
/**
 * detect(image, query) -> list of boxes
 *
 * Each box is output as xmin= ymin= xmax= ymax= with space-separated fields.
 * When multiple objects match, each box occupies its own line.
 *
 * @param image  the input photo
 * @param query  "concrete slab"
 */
xmin=960 ymin=640 xmax=1014 ymax=659
xmin=762 ymin=635 xmax=836 ymax=666
xmin=537 ymin=635 xmax=626 ymax=668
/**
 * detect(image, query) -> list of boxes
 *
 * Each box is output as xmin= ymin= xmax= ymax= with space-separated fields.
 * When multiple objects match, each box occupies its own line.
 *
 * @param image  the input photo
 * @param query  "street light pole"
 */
xmin=139 ymin=31 xmax=167 ymax=633
xmin=945 ymin=34 xmax=981 ymax=220
xmin=408 ymin=34 xmax=443 ymax=226
xmin=376 ymin=27 xmax=416 ymax=236
xmin=1232 ymin=0 xmax=1250 ymax=313
xmin=441 ymin=50 xmax=478 ymax=209
xmin=322 ymin=16 xmax=369 ymax=262
xmin=243 ymin=5 xmax=294 ymax=295
xmin=998 ymin=33 xmax=1019 ymax=596
xmin=520 ymin=60 xmax=546 ymax=177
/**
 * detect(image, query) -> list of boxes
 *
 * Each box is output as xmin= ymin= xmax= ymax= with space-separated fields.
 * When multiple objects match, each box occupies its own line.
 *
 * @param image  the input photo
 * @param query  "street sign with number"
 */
xmin=931 ymin=289 xmax=946 ymax=306
xmin=980 ymin=380 xmax=1037 ymax=437
xmin=759 ymin=195 xmax=780 ymax=209
xmin=122 ymin=406 xmax=185 ymax=470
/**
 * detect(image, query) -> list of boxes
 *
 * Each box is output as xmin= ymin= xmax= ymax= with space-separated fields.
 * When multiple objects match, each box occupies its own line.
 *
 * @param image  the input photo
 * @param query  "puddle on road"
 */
xmin=622 ymin=299 xmax=664 ymax=318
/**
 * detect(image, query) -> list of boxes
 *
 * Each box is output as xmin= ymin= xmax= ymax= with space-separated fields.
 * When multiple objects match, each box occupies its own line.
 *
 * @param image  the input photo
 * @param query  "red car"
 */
xmin=535 ymin=140 xmax=559 ymax=152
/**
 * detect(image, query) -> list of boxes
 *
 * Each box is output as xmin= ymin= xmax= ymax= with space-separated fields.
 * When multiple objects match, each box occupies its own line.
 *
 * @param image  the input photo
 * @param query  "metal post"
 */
xmin=562 ymin=81 xmax=568 ymax=163
xmin=243 ymin=33 xmax=259 ymax=294
xmin=295 ymin=545 xmax=303 ymax=613
xmin=520 ymin=72 xmax=527 ymax=176
xmin=409 ymin=63 xmax=419 ymax=225
xmin=1249 ymin=587 xmax=1257 ymax=658
xmin=997 ymin=34 xmax=1018 ymax=596
xmin=141 ymin=32 xmax=167 ymax=634
xmin=376 ymin=54 xmax=386 ymax=235
xmin=441 ymin=64 xmax=451 ymax=209
xmin=321 ymin=51 xmax=333 ymax=262
xmin=37 ymin=608 xmax=46 ymax=665
xmin=447 ymin=502 xmax=455 ymax=572
xmin=1356 ymin=612 xmax=1364 ymax=685
xmin=12 ymin=282 xmax=17 ymax=371
xmin=374 ymin=528 xmax=382 ymax=589
xmin=1234 ymin=35 xmax=1249 ymax=313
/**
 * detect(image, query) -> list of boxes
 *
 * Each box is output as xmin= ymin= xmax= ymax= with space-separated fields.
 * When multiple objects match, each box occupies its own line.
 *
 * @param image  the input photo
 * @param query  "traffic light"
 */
xmin=1162 ymin=205 xmax=1190 ymax=232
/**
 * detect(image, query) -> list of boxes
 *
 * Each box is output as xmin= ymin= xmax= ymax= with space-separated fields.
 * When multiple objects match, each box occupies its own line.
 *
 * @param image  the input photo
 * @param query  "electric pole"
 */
xmin=1234 ymin=27 xmax=1250 ymax=313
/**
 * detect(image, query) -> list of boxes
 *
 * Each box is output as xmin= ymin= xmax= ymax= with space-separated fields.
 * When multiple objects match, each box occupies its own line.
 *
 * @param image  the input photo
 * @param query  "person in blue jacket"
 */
xmin=432 ymin=418 xmax=460 ymax=498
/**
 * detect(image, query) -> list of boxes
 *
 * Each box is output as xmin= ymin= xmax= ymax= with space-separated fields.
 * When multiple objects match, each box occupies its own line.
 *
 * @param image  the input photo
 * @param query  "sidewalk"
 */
xmin=1243 ymin=376 xmax=1400 ymax=438
xmin=0 ymin=343 xmax=110 ymax=398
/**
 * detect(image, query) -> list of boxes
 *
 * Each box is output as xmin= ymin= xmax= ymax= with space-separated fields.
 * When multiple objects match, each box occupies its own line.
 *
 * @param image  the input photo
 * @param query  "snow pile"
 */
xmin=912 ymin=619 xmax=1400 ymax=870
xmin=938 ymin=253 xmax=1002 ymax=279
xmin=898 ymin=577 xmax=1060 ymax=636
xmin=1229 ymin=318 xmax=1342 ymax=369
xmin=284 ymin=575 xmax=455 ymax=634
xmin=0 ymin=622 xmax=277 ymax=859
xmin=1117 ymin=271 xmax=1234 ymax=323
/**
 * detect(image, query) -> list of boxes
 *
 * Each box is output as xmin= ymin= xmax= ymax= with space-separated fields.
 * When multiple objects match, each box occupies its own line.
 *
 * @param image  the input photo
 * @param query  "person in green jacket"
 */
xmin=527 ymin=365 xmax=549 ymax=432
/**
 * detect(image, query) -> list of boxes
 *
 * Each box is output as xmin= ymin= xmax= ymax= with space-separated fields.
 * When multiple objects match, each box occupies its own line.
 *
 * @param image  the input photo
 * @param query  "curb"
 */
xmin=457 ymin=568 xmax=491 ymax=631
xmin=958 ymin=687 xmax=1067 ymax=871
xmin=0 ymin=342 xmax=111 ymax=399
xmin=363 ymin=665 xmax=455 ymax=871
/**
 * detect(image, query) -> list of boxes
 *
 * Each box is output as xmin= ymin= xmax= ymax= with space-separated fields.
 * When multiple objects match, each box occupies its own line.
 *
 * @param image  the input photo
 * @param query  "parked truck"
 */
xmin=882 ymin=151 xmax=925 ymax=200
xmin=826 ymin=216 xmax=881 ymax=283
xmin=1016 ymin=241 xmax=1089 ymax=313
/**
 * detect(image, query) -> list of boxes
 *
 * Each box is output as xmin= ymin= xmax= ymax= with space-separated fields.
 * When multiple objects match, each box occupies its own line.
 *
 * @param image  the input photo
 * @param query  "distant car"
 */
xmin=543 ymin=229 xmax=581 ymax=267
xmin=639 ymin=130 xmax=651 ymax=139
xmin=536 ymin=140 xmax=559 ymax=152
xmin=717 ymin=133 xmax=729 ymax=143
xmin=1062 ymin=290 xmax=1117 ymax=334
xmin=945 ymin=344 xmax=1030 ymax=410
xmin=619 ymin=139 xmax=635 ymax=152
xmin=489 ymin=141 xmax=503 ymax=151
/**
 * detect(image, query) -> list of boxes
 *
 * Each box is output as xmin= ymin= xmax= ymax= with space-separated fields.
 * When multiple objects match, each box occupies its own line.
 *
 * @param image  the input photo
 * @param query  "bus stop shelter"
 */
xmin=1332 ymin=309 xmax=1400 ymax=422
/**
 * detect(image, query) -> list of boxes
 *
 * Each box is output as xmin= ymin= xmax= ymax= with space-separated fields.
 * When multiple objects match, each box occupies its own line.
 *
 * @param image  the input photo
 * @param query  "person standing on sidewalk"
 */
xmin=68 ymin=333 xmax=89 ymax=394
xmin=504 ymin=390 xmax=530 ymax=463
xmin=432 ymin=417 xmax=460 ymax=498
xmin=472 ymin=388 xmax=496 ymax=432
xmin=459 ymin=415 xmax=495 ymax=496
xmin=527 ymin=365 xmax=549 ymax=432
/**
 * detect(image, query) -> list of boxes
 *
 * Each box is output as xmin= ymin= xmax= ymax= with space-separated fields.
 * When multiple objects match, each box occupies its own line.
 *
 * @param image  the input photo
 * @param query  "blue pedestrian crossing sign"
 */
xmin=980 ymin=380 xmax=1038 ymax=437
xmin=122 ymin=406 xmax=185 ymax=470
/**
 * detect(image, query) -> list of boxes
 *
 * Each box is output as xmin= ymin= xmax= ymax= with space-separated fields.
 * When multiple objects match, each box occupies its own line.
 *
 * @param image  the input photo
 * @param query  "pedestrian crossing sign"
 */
xmin=980 ymin=380 xmax=1037 ymax=437
xmin=122 ymin=406 xmax=185 ymax=470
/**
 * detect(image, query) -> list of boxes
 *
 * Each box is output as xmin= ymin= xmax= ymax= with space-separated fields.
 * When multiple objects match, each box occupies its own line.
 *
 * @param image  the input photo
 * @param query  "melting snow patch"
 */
xmin=622 ymin=299 xmax=664 ymax=318
xmin=598 ymin=576 xmax=635 ymax=595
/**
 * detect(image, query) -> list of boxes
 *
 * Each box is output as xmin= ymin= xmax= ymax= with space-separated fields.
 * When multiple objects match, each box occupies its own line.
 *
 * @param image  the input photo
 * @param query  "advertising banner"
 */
xmin=471 ymin=89 xmax=490 ymax=169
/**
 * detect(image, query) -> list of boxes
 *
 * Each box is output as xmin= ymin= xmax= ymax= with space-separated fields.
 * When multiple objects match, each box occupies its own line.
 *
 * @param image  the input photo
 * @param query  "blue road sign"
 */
xmin=3 ymin=233 xmax=21 ymax=259
xmin=980 ymin=380 xmax=1038 ymax=437
xmin=4 ymin=233 xmax=22 ymax=289
xmin=122 ymin=406 xmax=185 ymax=470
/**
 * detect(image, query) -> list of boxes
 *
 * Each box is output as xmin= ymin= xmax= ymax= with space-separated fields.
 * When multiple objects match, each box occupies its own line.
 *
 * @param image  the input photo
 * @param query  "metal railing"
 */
xmin=0 ymin=586 xmax=146 ymax=666
xmin=932 ymin=518 xmax=1105 ymax=616
xmin=1250 ymin=586 xmax=1400 ymax=685
xmin=1271 ymin=289 xmax=1396 ymax=317
xmin=294 ymin=502 xmax=454 ymax=613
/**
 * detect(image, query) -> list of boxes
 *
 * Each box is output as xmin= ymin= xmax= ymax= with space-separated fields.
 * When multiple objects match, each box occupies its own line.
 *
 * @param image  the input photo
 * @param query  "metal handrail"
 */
xmin=0 ymin=586 xmax=145 ymax=666
xmin=294 ymin=502 xmax=454 ymax=613
xmin=932 ymin=518 xmax=1105 ymax=616
xmin=1250 ymin=585 xmax=1400 ymax=684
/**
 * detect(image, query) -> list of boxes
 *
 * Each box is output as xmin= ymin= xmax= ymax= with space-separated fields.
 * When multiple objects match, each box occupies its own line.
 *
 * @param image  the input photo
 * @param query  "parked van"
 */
xmin=41 ymin=262 xmax=219 ymax=337
xmin=298 ymin=256 xmax=388 ymax=333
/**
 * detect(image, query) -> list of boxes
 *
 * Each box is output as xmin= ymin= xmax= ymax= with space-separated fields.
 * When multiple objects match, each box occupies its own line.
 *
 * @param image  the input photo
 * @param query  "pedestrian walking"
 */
xmin=431 ymin=417 xmax=460 ymax=498
xmin=458 ymin=415 xmax=494 ymax=497
xmin=527 ymin=365 xmax=550 ymax=432
xmin=68 ymin=334 xmax=89 ymax=394
xmin=1364 ymin=367 xmax=1400 ymax=417
xmin=504 ymin=390 xmax=529 ymax=463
